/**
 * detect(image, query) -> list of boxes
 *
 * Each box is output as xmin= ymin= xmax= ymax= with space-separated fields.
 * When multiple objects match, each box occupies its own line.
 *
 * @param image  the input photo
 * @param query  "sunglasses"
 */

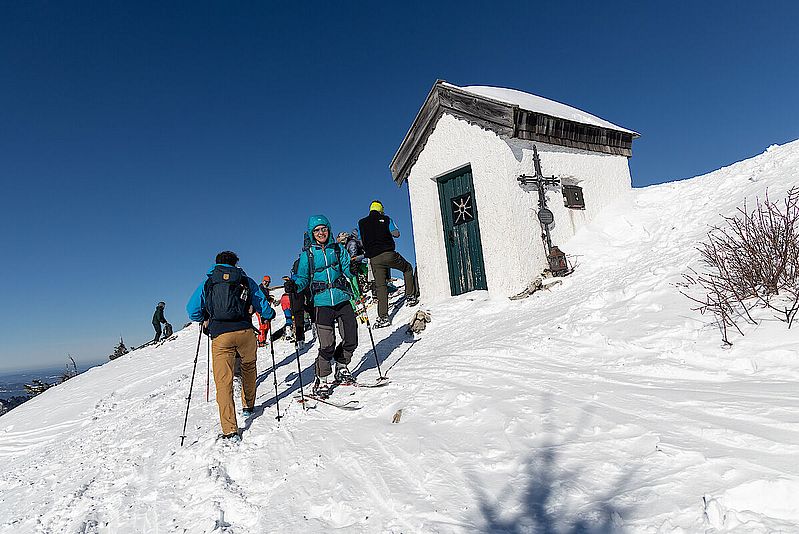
xmin=312 ymin=227 xmax=328 ymax=234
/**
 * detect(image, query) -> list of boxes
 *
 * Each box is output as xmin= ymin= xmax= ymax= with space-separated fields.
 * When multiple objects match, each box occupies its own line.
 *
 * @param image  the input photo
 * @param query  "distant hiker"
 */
xmin=283 ymin=215 xmax=358 ymax=397
xmin=186 ymin=250 xmax=275 ymax=441
xmin=358 ymin=200 xmax=418 ymax=328
xmin=152 ymin=302 xmax=171 ymax=342
xmin=337 ymin=230 xmax=369 ymax=295
xmin=337 ymin=230 xmax=366 ymax=263
xmin=256 ymin=276 xmax=274 ymax=347
xmin=259 ymin=275 xmax=276 ymax=305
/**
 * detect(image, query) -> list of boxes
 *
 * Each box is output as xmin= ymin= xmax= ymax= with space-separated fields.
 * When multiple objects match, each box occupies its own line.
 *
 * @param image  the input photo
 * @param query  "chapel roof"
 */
xmin=390 ymin=80 xmax=640 ymax=185
xmin=445 ymin=83 xmax=638 ymax=136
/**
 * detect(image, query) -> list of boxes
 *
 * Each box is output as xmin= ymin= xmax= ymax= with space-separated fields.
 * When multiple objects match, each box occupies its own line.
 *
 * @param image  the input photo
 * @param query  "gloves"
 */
xmin=283 ymin=279 xmax=297 ymax=294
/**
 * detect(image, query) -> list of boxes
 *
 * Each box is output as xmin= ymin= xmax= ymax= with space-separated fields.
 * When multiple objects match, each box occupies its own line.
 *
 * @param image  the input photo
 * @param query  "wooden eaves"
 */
xmin=390 ymin=80 xmax=640 ymax=185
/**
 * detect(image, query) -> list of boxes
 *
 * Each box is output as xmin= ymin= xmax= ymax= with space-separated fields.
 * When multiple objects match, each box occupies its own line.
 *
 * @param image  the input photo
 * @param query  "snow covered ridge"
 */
xmin=1 ymin=141 xmax=799 ymax=532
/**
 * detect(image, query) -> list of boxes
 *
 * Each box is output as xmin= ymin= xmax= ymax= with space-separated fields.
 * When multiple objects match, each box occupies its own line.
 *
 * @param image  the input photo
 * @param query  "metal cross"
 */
xmin=517 ymin=145 xmax=561 ymax=254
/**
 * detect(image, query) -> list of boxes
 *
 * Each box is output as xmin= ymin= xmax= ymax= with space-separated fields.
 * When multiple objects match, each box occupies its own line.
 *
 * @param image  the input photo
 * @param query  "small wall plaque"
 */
xmin=563 ymin=185 xmax=585 ymax=209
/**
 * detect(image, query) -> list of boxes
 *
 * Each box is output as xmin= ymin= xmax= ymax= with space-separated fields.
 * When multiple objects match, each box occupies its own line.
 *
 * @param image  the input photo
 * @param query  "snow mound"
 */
xmin=722 ymin=478 xmax=799 ymax=522
xmin=1 ymin=140 xmax=799 ymax=532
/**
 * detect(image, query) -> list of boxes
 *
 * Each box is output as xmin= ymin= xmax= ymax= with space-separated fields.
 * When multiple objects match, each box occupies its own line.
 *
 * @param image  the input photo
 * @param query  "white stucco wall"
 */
xmin=406 ymin=113 xmax=632 ymax=301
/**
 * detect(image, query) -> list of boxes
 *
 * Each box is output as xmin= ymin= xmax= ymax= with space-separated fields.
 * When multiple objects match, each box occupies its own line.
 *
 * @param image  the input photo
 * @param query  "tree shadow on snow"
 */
xmin=351 ymin=325 xmax=416 ymax=378
xmin=255 ymin=338 xmax=314 ymax=389
xmin=245 ymin=359 xmax=317 ymax=427
xmin=471 ymin=394 xmax=637 ymax=533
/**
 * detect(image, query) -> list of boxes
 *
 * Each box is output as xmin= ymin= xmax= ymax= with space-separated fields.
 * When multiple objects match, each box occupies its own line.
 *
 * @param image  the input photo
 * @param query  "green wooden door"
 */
xmin=437 ymin=168 xmax=488 ymax=295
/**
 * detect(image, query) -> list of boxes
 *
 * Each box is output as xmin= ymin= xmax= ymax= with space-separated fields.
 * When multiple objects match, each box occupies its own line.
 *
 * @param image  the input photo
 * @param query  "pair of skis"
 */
xmin=295 ymin=377 xmax=390 ymax=410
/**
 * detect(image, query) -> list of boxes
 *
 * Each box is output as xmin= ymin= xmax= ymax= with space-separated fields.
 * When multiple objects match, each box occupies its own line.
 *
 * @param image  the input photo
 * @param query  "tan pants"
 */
xmin=212 ymin=329 xmax=257 ymax=435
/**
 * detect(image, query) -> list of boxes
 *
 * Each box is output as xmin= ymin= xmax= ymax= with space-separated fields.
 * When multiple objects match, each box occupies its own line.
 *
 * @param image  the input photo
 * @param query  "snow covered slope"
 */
xmin=1 ymin=141 xmax=799 ymax=533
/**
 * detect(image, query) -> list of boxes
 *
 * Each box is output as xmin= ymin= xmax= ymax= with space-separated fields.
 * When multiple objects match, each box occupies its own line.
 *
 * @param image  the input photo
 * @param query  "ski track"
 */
xmin=2 ymin=141 xmax=799 ymax=532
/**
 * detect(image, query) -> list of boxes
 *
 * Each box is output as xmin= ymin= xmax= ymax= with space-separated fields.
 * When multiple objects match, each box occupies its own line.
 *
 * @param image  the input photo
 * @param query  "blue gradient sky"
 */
xmin=1 ymin=1 xmax=797 ymax=371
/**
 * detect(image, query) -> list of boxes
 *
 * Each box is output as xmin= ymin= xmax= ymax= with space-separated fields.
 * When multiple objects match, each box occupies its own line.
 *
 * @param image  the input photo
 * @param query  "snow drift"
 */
xmin=1 ymin=141 xmax=799 ymax=533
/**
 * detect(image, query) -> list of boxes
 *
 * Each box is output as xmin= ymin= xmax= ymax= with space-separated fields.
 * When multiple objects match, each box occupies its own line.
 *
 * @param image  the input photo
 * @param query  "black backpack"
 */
xmin=203 ymin=265 xmax=251 ymax=321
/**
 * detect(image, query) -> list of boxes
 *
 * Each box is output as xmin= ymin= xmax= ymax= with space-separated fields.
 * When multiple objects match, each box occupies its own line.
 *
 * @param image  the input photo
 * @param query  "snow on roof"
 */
xmin=443 ymin=82 xmax=639 ymax=136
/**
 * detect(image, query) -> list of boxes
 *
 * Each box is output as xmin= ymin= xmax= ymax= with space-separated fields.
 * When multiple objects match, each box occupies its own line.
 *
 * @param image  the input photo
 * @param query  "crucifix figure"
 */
xmin=517 ymin=145 xmax=561 ymax=254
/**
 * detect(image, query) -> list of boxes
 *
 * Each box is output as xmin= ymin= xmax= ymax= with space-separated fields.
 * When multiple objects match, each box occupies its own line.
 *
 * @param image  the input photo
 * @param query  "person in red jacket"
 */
xmin=280 ymin=291 xmax=294 ymax=342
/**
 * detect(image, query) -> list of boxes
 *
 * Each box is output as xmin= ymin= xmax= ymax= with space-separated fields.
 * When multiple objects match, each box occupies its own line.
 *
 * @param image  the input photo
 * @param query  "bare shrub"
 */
xmin=679 ymin=187 xmax=799 ymax=345
xmin=59 ymin=355 xmax=78 ymax=383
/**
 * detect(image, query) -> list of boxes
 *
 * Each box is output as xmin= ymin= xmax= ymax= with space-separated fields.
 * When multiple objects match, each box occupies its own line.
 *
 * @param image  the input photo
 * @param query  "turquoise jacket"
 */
xmin=294 ymin=214 xmax=354 ymax=308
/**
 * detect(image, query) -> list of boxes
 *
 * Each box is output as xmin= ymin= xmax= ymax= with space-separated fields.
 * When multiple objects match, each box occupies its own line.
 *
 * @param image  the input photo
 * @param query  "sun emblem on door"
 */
xmin=451 ymin=193 xmax=474 ymax=225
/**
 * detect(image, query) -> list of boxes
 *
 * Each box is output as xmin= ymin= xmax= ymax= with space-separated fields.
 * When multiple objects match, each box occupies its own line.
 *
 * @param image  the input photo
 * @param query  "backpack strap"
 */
xmin=307 ymin=244 xmax=350 ymax=296
xmin=308 ymin=244 xmax=344 ymax=273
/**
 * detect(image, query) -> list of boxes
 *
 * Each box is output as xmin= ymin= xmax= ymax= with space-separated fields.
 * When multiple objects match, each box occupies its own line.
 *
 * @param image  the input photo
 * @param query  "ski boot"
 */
xmin=334 ymin=365 xmax=354 ymax=385
xmin=312 ymin=375 xmax=333 ymax=398
xmin=219 ymin=432 xmax=241 ymax=443
xmin=374 ymin=315 xmax=391 ymax=329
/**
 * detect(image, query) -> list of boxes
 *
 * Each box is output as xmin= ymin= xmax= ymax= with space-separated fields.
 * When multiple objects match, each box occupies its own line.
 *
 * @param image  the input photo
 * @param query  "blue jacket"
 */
xmin=186 ymin=264 xmax=275 ymax=333
xmin=294 ymin=215 xmax=354 ymax=308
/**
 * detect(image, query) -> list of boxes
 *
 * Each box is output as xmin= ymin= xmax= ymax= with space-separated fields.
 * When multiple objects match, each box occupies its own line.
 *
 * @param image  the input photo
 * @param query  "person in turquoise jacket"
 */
xmin=283 ymin=215 xmax=358 ymax=397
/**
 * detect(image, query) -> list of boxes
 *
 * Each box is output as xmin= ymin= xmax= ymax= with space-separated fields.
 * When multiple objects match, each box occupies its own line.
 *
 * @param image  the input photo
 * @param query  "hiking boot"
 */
xmin=374 ymin=315 xmax=391 ymax=328
xmin=312 ymin=376 xmax=333 ymax=398
xmin=242 ymin=407 xmax=254 ymax=418
xmin=406 ymin=296 xmax=419 ymax=307
xmin=334 ymin=365 xmax=353 ymax=384
xmin=220 ymin=432 xmax=241 ymax=443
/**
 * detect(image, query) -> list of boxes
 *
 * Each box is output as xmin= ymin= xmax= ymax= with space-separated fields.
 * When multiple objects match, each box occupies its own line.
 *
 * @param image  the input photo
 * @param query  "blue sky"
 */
xmin=1 ymin=1 xmax=797 ymax=372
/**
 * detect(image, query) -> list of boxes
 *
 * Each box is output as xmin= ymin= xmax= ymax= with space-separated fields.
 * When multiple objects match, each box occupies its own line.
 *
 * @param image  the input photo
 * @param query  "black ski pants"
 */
xmin=152 ymin=321 xmax=161 ymax=342
xmin=314 ymin=301 xmax=358 ymax=378
xmin=290 ymin=289 xmax=314 ymax=342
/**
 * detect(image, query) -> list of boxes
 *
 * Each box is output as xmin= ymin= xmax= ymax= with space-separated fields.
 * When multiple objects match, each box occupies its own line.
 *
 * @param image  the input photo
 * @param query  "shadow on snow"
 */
xmin=471 ymin=395 xmax=637 ymax=533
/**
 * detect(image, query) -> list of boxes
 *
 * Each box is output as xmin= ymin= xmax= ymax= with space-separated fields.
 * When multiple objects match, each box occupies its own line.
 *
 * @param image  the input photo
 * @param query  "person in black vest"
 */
xmin=358 ymin=200 xmax=418 ymax=328
xmin=152 ymin=302 xmax=171 ymax=342
xmin=186 ymin=251 xmax=275 ymax=442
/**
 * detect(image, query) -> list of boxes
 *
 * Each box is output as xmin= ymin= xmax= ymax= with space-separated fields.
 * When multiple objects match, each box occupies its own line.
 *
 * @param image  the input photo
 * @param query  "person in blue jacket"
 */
xmin=186 ymin=250 xmax=275 ymax=442
xmin=283 ymin=215 xmax=358 ymax=397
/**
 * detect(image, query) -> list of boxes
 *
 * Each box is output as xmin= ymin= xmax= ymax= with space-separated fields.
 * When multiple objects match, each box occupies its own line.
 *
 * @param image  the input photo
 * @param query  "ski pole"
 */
xmin=287 ymin=290 xmax=307 ymax=409
xmin=358 ymin=297 xmax=385 ymax=379
xmin=348 ymin=277 xmax=385 ymax=380
xmin=267 ymin=322 xmax=282 ymax=420
xmin=180 ymin=324 xmax=204 ymax=447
